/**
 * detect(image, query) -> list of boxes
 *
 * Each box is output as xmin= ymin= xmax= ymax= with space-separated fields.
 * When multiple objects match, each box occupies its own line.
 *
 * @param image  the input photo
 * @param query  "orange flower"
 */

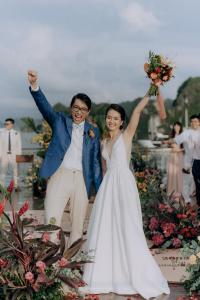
xmin=144 ymin=63 xmax=149 ymax=72
xmin=150 ymin=72 xmax=158 ymax=80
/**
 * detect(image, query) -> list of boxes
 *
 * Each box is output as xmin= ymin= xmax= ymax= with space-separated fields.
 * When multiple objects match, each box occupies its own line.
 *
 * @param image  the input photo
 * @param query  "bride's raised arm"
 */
xmin=123 ymin=88 xmax=152 ymax=143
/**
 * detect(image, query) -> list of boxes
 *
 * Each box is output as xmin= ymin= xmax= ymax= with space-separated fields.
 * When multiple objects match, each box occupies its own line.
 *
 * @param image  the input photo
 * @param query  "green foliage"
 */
xmin=20 ymin=117 xmax=42 ymax=133
xmin=182 ymin=238 xmax=200 ymax=295
xmin=174 ymin=77 xmax=200 ymax=122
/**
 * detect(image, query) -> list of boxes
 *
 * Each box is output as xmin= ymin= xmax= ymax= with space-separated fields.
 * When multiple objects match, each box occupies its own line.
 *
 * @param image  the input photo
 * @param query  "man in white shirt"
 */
xmin=174 ymin=115 xmax=200 ymax=206
xmin=0 ymin=118 xmax=22 ymax=189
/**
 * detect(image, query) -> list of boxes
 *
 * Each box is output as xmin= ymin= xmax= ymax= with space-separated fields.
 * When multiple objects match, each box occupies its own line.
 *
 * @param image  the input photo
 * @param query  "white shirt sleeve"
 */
xmin=30 ymin=86 xmax=39 ymax=92
xmin=174 ymin=131 xmax=187 ymax=145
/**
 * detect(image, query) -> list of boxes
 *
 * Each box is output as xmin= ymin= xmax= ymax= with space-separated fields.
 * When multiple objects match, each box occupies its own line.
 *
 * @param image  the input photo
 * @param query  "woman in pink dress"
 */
xmin=166 ymin=122 xmax=184 ymax=196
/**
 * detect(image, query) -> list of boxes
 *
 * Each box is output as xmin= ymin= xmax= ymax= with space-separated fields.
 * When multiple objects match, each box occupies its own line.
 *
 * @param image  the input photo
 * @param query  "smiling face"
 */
xmin=106 ymin=109 xmax=123 ymax=132
xmin=190 ymin=118 xmax=200 ymax=130
xmin=71 ymin=98 xmax=90 ymax=124
xmin=174 ymin=124 xmax=181 ymax=134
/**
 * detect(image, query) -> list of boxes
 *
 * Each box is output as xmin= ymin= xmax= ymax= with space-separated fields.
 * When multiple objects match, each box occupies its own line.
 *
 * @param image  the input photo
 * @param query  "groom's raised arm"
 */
xmin=28 ymin=70 xmax=57 ymax=126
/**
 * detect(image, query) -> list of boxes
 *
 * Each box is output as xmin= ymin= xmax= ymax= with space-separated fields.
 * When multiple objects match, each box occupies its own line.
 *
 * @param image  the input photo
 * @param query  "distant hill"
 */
xmin=20 ymin=77 xmax=200 ymax=138
xmin=173 ymin=77 xmax=200 ymax=122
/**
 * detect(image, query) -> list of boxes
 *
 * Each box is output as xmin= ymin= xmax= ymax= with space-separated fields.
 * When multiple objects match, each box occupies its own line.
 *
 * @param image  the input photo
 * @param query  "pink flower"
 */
xmin=167 ymin=207 xmax=174 ymax=213
xmin=58 ymin=257 xmax=69 ymax=268
xmin=177 ymin=214 xmax=187 ymax=219
xmin=158 ymin=203 xmax=167 ymax=211
xmin=161 ymin=222 xmax=176 ymax=237
xmin=25 ymin=271 xmax=34 ymax=282
xmin=7 ymin=180 xmax=15 ymax=193
xmin=152 ymin=234 xmax=164 ymax=246
xmin=172 ymin=238 xmax=182 ymax=248
xmin=0 ymin=258 xmax=8 ymax=268
xmin=0 ymin=200 xmax=6 ymax=217
xmin=150 ymin=72 xmax=158 ymax=80
xmin=149 ymin=217 xmax=159 ymax=231
xmin=18 ymin=201 xmax=29 ymax=216
xmin=42 ymin=232 xmax=50 ymax=243
xmin=36 ymin=261 xmax=46 ymax=274
xmin=162 ymin=75 xmax=169 ymax=81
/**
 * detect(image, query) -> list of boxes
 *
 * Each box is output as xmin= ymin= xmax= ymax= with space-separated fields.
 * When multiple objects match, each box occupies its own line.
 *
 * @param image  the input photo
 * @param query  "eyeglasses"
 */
xmin=4 ymin=122 xmax=12 ymax=126
xmin=72 ymin=105 xmax=89 ymax=114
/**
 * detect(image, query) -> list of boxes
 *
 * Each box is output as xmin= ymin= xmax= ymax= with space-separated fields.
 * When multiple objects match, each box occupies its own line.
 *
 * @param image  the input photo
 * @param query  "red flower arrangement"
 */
xmin=144 ymin=193 xmax=200 ymax=249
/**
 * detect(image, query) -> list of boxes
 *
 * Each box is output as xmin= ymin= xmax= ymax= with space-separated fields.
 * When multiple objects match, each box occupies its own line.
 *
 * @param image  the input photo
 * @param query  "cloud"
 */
xmin=120 ymin=2 xmax=160 ymax=31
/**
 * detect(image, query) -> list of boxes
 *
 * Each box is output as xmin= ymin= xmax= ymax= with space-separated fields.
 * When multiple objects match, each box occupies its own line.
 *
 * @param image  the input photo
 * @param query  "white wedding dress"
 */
xmin=81 ymin=135 xmax=170 ymax=299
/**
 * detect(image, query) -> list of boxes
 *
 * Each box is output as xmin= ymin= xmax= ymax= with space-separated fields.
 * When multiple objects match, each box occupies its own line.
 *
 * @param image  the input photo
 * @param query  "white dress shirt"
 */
xmin=175 ymin=128 xmax=200 ymax=160
xmin=61 ymin=121 xmax=85 ymax=171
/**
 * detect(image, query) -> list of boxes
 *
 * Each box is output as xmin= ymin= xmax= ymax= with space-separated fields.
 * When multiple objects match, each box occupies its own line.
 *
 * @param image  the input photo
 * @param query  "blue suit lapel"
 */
xmin=82 ymin=121 xmax=92 ymax=158
xmin=65 ymin=116 xmax=73 ymax=138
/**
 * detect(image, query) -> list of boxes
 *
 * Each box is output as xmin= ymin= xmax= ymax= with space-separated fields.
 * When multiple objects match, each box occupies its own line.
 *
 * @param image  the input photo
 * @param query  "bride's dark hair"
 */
xmin=105 ymin=104 xmax=126 ymax=130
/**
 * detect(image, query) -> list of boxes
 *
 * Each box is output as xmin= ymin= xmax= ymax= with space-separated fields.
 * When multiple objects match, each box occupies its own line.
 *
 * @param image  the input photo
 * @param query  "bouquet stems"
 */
xmin=148 ymin=83 xmax=159 ymax=96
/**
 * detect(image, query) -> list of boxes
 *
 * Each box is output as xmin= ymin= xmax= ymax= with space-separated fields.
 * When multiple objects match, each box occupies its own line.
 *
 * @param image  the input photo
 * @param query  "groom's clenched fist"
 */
xmin=28 ymin=70 xmax=38 ymax=90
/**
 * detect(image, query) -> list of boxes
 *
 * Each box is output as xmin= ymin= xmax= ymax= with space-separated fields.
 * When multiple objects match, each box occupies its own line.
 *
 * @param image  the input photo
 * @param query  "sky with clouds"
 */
xmin=0 ymin=0 xmax=200 ymax=119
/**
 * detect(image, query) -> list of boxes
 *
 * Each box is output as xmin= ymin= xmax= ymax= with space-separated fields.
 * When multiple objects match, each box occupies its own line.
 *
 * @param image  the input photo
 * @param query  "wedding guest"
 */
xmin=174 ymin=115 xmax=200 ymax=206
xmin=165 ymin=122 xmax=184 ymax=196
xmin=0 ymin=118 xmax=22 ymax=190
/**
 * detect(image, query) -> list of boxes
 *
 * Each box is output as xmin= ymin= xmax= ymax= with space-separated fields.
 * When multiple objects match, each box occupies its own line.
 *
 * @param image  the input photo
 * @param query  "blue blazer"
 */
xmin=30 ymin=88 xmax=102 ymax=197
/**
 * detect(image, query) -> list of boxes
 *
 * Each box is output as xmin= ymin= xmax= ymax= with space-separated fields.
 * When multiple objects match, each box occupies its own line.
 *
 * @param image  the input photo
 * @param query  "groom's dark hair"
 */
xmin=70 ymin=93 xmax=92 ymax=110
xmin=190 ymin=114 xmax=199 ymax=121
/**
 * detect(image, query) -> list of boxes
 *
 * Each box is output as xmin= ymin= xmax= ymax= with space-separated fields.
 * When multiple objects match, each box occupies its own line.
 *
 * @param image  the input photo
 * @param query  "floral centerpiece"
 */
xmin=24 ymin=121 xmax=52 ymax=195
xmin=0 ymin=181 xmax=91 ymax=300
xmin=25 ymin=159 xmax=47 ymax=198
xmin=31 ymin=120 xmax=52 ymax=159
xmin=134 ymin=168 xmax=163 ymax=208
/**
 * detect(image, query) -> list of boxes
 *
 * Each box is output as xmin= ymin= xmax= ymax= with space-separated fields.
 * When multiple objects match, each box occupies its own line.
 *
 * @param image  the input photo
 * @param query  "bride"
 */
xmin=80 ymin=88 xmax=170 ymax=299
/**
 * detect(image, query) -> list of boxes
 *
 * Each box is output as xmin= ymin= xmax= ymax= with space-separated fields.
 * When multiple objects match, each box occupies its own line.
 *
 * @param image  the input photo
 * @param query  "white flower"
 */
xmin=189 ymin=254 xmax=197 ymax=265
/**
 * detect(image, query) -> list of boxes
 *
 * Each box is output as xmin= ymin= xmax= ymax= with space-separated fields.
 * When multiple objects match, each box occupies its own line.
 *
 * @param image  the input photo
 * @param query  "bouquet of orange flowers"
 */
xmin=144 ymin=51 xmax=175 ymax=120
xmin=144 ymin=51 xmax=175 ymax=96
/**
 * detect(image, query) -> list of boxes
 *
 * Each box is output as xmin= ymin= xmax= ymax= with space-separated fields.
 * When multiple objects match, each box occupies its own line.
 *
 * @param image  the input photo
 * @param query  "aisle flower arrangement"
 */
xmin=182 ymin=237 xmax=200 ymax=297
xmin=0 ymin=181 xmax=91 ymax=300
xmin=143 ymin=193 xmax=200 ymax=249
xmin=25 ymin=159 xmax=47 ymax=197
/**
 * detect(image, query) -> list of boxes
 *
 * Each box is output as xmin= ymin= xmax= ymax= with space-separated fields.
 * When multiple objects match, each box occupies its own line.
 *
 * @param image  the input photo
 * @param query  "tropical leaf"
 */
xmin=34 ymin=224 xmax=61 ymax=231
xmin=63 ymin=239 xmax=86 ymax=260
xmin=57 ymin=275 xmax=78 ymax=289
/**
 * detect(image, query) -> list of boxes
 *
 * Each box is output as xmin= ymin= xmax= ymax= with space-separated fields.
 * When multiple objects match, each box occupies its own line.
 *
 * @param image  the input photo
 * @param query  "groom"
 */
xmin=28 ymin=70 xmax=102 ymax=245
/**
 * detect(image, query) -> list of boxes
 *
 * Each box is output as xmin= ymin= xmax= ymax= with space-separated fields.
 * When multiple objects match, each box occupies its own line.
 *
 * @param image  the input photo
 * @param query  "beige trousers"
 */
xmin=44 ymin=167 xmax=88 ymax=246
xmin=0 ymin=154 xmax=18 ymax=187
